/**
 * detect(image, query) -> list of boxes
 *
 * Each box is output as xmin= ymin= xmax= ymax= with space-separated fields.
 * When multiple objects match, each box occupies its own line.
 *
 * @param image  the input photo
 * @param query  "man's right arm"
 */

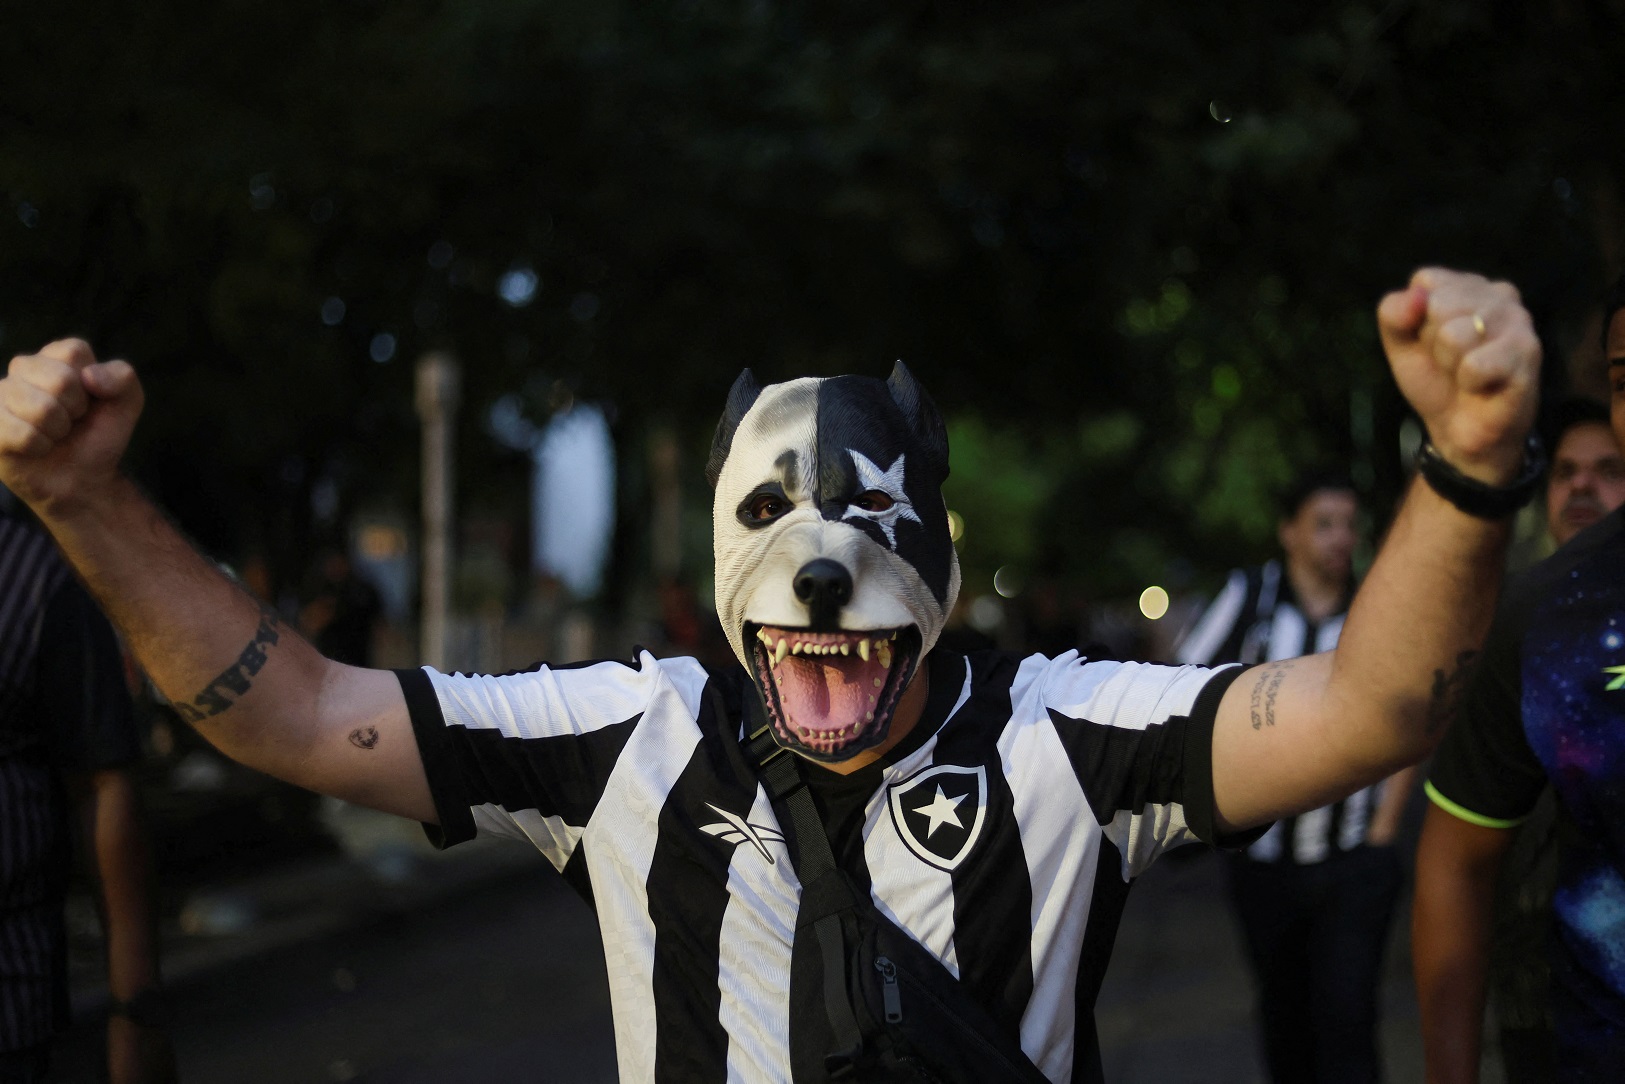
xmin=0 ymin=340 xmax=436 ymax=822
xmin=1413 ymin=803 xmax=1513 ymax=1084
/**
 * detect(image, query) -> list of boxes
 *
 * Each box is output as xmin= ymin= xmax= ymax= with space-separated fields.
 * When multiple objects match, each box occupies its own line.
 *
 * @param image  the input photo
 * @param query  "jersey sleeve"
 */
xmin=1042 ymin=658 xmax=1254 ymax=877
xmin=397 ymin=651 xmax=707 ymax=864
xmin=1425 ymin=600 xmax=1544 ymax=828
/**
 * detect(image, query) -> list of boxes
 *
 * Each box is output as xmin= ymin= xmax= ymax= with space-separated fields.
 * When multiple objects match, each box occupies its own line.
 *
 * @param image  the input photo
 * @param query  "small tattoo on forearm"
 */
xmin=1425 ymin=649 xmax=1479 ymax=736
xmin=349 ymin=727 xmax=380 ymax=750
xmin=1249 ymin=661 xmax=1294 ymax=730
xmin=173 ymin=605 xmax=282 ymax=724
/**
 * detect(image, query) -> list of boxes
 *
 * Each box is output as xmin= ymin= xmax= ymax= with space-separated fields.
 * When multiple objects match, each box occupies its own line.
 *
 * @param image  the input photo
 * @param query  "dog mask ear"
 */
xmin=886 ymin=360 xmax=949 ymax=479
xmin=706 ymin=368 xmax=764 ymax=488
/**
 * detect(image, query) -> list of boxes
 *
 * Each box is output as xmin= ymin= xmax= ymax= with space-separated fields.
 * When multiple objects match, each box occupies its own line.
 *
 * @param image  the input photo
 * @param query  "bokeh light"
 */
xmin=498 ymin=266 xmax=539 ymax=307
xmin=369 ymin=333 xmax=397 ymax=363
xmin=968 ymin=595 xmax=1003 ymax=634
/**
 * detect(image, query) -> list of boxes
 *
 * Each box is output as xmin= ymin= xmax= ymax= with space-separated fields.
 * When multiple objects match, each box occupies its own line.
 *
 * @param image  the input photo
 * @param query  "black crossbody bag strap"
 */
xmin=742 ymin=711 xmax=867 ymax=1072
xmin=722 ymin=684 xmax=1049 ymax=1084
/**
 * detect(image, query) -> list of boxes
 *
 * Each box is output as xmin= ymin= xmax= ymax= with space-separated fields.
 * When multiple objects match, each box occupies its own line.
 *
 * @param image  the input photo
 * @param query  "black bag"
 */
xmin=733 ymin=692 xmax=1050 ymax=1084
xmin=842 ymin=900 xmax=1054 ymax=1083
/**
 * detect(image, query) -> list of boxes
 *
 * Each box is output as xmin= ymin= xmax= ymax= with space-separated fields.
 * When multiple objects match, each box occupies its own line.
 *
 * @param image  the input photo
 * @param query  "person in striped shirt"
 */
xmin=0 ymin=493 xmax=174 ymax=1084
xmin=1177 ymin=471 xmax=1416 ymax=1083
xmin=0 ymin=268 xmax=1540 ymax=1082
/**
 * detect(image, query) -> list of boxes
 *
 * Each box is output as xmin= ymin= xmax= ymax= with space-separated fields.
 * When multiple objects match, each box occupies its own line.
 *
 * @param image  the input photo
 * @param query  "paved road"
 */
xmin=56 ymin=843 xmax=1460 ymax=1083
xmin=62 ymin=857 xmax=619 ymax=1084
xmin=1098 ymin=848 xmax=1429 ymax=1084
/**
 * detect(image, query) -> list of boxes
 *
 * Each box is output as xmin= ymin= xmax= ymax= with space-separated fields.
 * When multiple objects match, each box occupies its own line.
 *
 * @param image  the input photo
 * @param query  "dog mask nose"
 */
xmin=793 ymin=559 xmax=853 ymax=629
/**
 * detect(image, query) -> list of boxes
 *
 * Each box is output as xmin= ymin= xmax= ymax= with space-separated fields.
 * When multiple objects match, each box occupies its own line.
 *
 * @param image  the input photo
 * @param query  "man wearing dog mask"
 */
xmin=0 ymin=268 xmax=1540 ymax=1083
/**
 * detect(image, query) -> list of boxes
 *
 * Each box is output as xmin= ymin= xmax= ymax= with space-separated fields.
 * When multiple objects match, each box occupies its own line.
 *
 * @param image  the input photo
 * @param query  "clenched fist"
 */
xmin=0 ymin=339 xmax=143 ymax=513
xmin=1379 ymin=269 xmax=1540 ymax=484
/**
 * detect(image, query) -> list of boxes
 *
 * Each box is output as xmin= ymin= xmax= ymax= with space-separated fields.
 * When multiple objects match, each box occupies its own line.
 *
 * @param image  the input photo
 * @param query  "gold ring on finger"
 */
xmin=1471 ymin=311 xmax=1487 ymax=339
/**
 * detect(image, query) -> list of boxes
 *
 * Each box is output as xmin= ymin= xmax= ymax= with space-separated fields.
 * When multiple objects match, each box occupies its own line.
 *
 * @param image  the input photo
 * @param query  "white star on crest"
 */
xmin=912 ymin=785 xmax=966 ymax=838
xmin=845 ymin=451 xmax=922 ymax=547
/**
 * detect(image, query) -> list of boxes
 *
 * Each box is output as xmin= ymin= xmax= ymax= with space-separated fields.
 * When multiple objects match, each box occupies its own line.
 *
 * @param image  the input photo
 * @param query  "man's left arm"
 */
xmin=1364 ymin=764 xmax=1418 ymax=846
xmin=67 ymin=769 xmax=176 ymax=1083
xmin=1210 ymin=268 xmax=1538 ymax=833
xmin=42 ymin=581 xmax=175 ymax=1082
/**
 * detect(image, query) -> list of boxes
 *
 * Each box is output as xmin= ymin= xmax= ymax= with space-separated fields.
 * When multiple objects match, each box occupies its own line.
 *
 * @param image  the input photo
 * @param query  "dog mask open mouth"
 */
xmin=747 ymin=624 xmax=922 ymax=760
xmin=709 ymin=362 xmax=960 ymax=764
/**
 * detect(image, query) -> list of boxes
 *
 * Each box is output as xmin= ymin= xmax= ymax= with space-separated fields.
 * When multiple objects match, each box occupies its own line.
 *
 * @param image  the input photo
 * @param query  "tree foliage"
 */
xmin=1 ymin=0 xmax=1619 ymax=600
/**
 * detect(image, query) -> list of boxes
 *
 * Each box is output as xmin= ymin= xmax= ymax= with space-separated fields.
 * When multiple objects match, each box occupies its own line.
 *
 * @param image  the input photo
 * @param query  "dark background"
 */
xmin=3 ymin=0 xmax=1620 ymax=612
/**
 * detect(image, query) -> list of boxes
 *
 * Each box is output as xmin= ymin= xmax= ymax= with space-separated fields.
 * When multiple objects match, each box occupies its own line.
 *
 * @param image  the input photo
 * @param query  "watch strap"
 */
xmin=1414 ymin=434 xmax=1546 ymax=519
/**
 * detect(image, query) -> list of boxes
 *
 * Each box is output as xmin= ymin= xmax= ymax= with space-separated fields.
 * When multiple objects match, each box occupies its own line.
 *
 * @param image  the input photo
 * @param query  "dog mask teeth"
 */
xmin=767 ymin=634 xmax=898 ymax=661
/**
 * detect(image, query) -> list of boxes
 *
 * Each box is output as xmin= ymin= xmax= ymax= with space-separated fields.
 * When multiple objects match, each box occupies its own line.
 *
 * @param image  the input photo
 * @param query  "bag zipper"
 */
xmin=874 ymin=956 xmax=903 ymax=1023
xmin=879 ymin=952 xmax=1043 ymax=1079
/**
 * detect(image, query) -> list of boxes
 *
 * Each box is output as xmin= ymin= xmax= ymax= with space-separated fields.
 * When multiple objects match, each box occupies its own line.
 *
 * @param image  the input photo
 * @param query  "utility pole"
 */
xmin=416 ymin=353 xmax=460 ymax=671
xmin=649 ymin=423 xmax=682 ymax=582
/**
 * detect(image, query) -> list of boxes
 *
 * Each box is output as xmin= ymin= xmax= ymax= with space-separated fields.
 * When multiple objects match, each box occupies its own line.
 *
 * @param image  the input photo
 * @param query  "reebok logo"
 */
xmin=700 ymin=802 xmax=786 ymax=863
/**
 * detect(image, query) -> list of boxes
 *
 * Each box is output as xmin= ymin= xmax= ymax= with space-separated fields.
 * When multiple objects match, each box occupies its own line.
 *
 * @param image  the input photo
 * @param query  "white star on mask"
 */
xmin=845 ymin=451 xmax=922 ymax=547
xmin=913 ymin=785 xmax=967 ymax=838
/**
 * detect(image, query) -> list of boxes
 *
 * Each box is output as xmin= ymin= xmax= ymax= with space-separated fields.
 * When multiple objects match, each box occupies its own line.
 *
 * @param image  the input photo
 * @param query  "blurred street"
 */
xmin=59 ymin=819 xmax=619 ymax=1084
xmin=54 ymin=825 xmax=1463 ymax=1084
xmin=1096 ymin=848 xmax=1434 ymax=1084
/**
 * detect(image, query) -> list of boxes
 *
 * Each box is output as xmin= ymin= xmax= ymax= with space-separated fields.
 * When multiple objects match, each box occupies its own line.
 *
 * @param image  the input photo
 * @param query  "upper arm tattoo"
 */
xmin=1425 ymin=649 xmax=1479 ymax=736
xmin=172 ymin=605 xmax=283 ymax=724
xmin=1248 ymin=660 xmax=1295 ymax=730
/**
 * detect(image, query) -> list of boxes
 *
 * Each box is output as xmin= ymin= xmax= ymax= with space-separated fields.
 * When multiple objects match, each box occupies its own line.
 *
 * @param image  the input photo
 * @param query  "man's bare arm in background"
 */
xmin=1412 ymin=805 xmax=1514 ymax=1083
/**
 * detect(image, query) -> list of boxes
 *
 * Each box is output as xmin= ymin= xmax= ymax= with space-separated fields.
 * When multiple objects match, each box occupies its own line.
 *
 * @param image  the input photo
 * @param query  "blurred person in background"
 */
xmin=1177 ymin=470 xmax=1416 ymax=1084
xmin=0 ymin=490 xmax=174 ymax=1083
xmin=1414 ymin=278 xmax=1625 ymax=1082
xmin=1542 ymin=396 xmax=1625 ymax=550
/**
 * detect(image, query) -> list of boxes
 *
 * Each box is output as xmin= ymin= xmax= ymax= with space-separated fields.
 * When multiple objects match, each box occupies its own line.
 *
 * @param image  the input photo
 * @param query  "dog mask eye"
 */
xmin=738 ymin=486 xmax=791 ymax=527
xmin=850 ymin=489 xmax=895 ymax=513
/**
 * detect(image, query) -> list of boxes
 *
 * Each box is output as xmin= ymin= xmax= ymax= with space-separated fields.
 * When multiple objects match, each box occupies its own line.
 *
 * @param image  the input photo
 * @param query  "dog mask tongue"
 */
xmin=775 ymin=649 xmax=880 ymax=734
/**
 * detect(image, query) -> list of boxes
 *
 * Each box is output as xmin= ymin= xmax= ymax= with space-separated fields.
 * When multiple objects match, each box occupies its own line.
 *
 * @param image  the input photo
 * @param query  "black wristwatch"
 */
xmin=109 ymin=987 xmax=174 ymax=1030
xmin=1414 ymin=434 xmax=1546 ymax=519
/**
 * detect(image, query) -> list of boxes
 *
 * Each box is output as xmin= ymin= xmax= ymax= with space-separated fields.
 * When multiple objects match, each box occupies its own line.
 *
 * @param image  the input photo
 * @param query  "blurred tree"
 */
xmin=0 ymin=0 xmax=1618 ymax=605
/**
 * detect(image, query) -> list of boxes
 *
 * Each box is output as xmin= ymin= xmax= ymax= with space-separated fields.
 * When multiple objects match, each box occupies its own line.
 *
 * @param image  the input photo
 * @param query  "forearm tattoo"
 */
xmin=1425 ymin=649 xmax=1479 ymax=736
xmin=1248 ymin=660 xmax=1294 ymax=730
xmin=172 ymin=605 xmax=282 ymax=724
xmin=349 ymin=727 xmax=380 ymax=750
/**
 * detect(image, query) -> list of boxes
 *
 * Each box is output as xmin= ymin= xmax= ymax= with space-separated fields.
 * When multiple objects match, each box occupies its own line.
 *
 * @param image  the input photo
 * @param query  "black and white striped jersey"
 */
xmin=1175 ymin=560 xmax=1380 ymax=864
xmin=401 ymin=646 xmax=1244 ymax=1084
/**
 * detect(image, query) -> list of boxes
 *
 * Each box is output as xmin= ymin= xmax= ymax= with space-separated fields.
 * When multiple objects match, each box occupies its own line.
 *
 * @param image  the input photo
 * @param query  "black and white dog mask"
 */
xmin=707 ymin=362 xmax=961 ymax=762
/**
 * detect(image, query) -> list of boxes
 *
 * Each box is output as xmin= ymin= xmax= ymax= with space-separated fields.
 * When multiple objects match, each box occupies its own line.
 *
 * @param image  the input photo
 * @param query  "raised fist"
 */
xmin=1378 ymin=269 xmax=1540 ymax=484
xmin=0 ymin=339 xmax=143 ymax=512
